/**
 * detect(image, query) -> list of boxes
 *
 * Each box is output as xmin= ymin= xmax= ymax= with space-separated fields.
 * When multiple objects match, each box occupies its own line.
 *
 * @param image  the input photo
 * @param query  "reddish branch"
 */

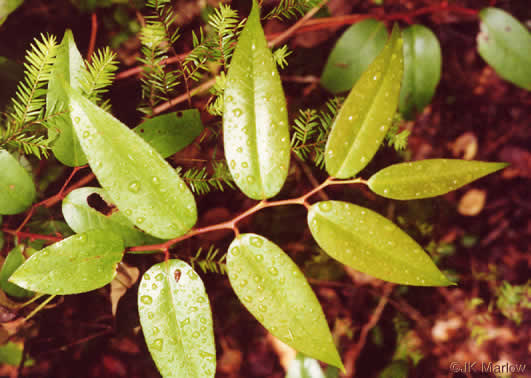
xmin=87 ymin=12 xmax=98 ymax=63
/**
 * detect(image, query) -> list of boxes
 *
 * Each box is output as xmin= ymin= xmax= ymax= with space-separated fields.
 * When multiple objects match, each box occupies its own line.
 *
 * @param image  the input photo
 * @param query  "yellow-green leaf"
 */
xmin=10 ymin=230 xmax=124 ymax=295
xmin=0 ymin=149 xmax=35 ymax=215
xmin=477 ymin=8 xmax=531 ymax=90
xmin=368 ymin=159 xmax=508 ymax=200
xmin=0 ymin=245 xmax=33 ymax=298
xmin=325 ymin=25 xmax=404 ymax=178
xmin=308 ymin=201 xmax=452 ymax=286
xmin=227 ymin=234 xmax=343 ymax=369
xmin=223 ymin=0 xmax=290 ymax=200
xmin=46 ymin=29 xmax=87 ymax=166
xmin=138 ymin=260 xmax=216 ymax=378
xmin=66 ymin=87 xmax=197 ymax=239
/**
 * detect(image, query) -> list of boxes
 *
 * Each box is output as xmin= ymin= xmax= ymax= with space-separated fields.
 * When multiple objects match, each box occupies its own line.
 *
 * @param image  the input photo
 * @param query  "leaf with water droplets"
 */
xmin=46 ymin=29 xmax=87 ymax=166
xmin=308 ymin=201 xmax=452 ymax=286
xmin=0 ymin=245 xmax=33 ymax=298
xmin=477 ymin=7 xmax=531 ymax=90
xmin=325 ymin=25 xmax=403 ymax=178
xmin=9 ymin=230 xmax=124 ymax=295
xmin=62 ymin=187 xmax=161 ymax=247
xmin=133 ymin=110 xmax=204 ymax=159
xmin=368 ymin=159 xmax=508 ymax=200
xmin=0 ymin=150 xmax=36 ymax=215
xmin=223 ymin=0 xmax=290 ymax=200
xmin=399 ymin=25 xmax=442 ymax=120
xmin=227 ymin=234 xmax=343 ymax=369
xmin=65 ymin=87 xmax=197 ymax=239
xmin=286 ymin=353 xmax=326 ymax=378
xmin=321 ymin=19 xmax=388 ymax=94
xmin=138 ymin=260 xmax=216 ymax=378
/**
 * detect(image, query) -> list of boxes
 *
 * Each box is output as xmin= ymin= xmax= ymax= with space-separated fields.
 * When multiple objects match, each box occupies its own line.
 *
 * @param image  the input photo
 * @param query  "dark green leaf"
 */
xmin=321 ymin=19 xmax=388 ymax=94
xmin=286 ymin=353 xmax=326 ymax=378
xmin=308 ymin=201 xmax=452 ymax=286
xmin=378 ymin=360 xmax=409 ymax=378
xmin=47 ymin=29 xmax=88 ymax=166
xmin=227 ymin=233 xmax=343 ymax=369
xmin=0 ymin=149 xmax=36 ymax=215
xmin=325 ymin=25 xmax=404 ymax=178
xmin=0 ymin=56 xmax=23 ymax=108
xmin=223 ymin=0 xmax=291 ymax=199
xmin=66 ymin=87 xmax=197 ymax=239
xmin=10 ymin=230 xmax=124 ymax=295
xmin=62 ymin=187 xmax=161 ymax=247
xmin=0 ymin=245 xmax=33 ymax=298
xmin=399 ymin=25 xmax=442 ymax=119
xmin=138 ymin=260 xmax=216 ymax=378
xmin=477 ymin=8 xmax=531 ymax=90
xmin=133 ymin=110 xmax=204 ymax=159
xmin=368 ymin=159 xmax=508 ymax=200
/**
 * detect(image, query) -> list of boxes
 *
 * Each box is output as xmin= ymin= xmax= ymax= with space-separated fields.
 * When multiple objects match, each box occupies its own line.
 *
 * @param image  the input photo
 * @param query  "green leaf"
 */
xmin=321 ymin=19 xmax=388 ymax=94
xmin=0 ymin=149 xmax=36 ymax=215
xmin=286 ymin=353 xmax=326 ymax=378
xmin=133 ymin=110 xmax=204 ymax=158
xmin=227 ymin=233 xmax=343 ymax=369
xmin=10 ymin=230 xmax=124 ymax=295
xmin=66 ymin=87 xmax=197 ymax=239
xmin=223 ymin=0 xmax=290 ymax=200
xmin=308 ymin=201 xmax=452 ymax=286
xmin=325 ymin=25 xmax=404 ymax=178
xmin=399 ymin=25 xmax=442 ymax=119
xmin=378 ymin=360 xmax=409 ymax=378
xmin=368 ymin=159 xmax=508 ymax=200
xmin=47 ymin=29 xmax=88 ymax=166
xmin=477 ymin=8 xmax=531 ymax=90
xmin=0 ymin=0 xmax=23 ymax=25
xmin=0 ymin=245 xmax=33 ymax=298
xmin=138 ymin=260 xmax=216 ymax=378
xmin=62 ymin=187 xmax=161 ymax=247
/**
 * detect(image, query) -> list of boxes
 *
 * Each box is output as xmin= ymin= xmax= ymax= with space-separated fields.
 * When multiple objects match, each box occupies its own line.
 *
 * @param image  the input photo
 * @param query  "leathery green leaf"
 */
xmin=223 ymin=0 xmax=290 ymax=200
xmin=62 ymin=187 xmax=161 ymax=247
xmin=0 ymin=149 xmax=35 ymax=215
xmin=399 ymin=25 xmax=442 ymax=119
xmin=138 ymin=260 xmax=216 ymax=378
xmin=133 ymin=109 xmax=204 ymax=159
xmin=321 ymin=19 xmax=388 ymax=94
xmin=477 ymin=8 xmax=531 ymax=90
xmin=66 ymin=87 xmax=197 ymax=239
xmin=0 ymin=245 xmax=33 ymax=298
xmin=227 ymin=234 xmax=343 ymax=369
xmin=308 ymin=201 xmax=452 ymax=286
xmin=10 ymin=230 xmax=124 ymax=295
xmin=368 ymin=159 xmax=508 ymax=200
xmin=325 ymin=25 xmax=404 ymax=178
xmin=47 ymin=29 xmax=87 ymax=166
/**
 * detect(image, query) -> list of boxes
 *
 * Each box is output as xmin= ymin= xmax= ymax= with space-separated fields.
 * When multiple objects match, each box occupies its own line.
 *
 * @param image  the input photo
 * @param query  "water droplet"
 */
xmin=258 ymin=304 xmax=267 ymax=312
xmin=383 ymin=189 xmax=389 ymax=194
xmin=151 ymin=176 xmax=160 ymax=185
xmin=144 ymin=273 xmax=151 ymax=280
xmin=318 ymin=202 xmax=332 ymax=212
xmin=250 ymin=236 xmax=263 ymax=247
xmin=252 ymin=43 xmax=256 ymax=50
xmin=234 ymin=173 xmax=240 ymax=179
xmin=226 ymin=95 xmax=233 ymax=102
xmin=230 ymin=160 xmax=236 ymax=169
xmin=74 ymin=116 xmax=80 ymax=123
xmin=236 ymin=147 xmax=243 ymax=153
xmin=178 ymin=182 xmax=186 ymax=191
xmin=153 ymin=327 xmax=160 ymax=335
xmin=82 ymin=131 xmax=90 ymax=138
xmin=151 ymin=339 xmax=163 ymax=351
xmin=141 ymin=295 xmax=153 ymax=305
xmin=136 ymin=217 xmax=145 ymax=224
xmin=197 ymin=296 xmax=206 ymax=303
xmin=243 ymin=296 xmax=252 ymax=302
xmin=187 ymin=270 xmax=198 ymax=280
xmin=246 ymin=176 xmax=255 ymax=183
xmin=232 ymin=108 xmax=242 ymax=117
xmin=242 ymin=162 xmax=248 ymax=168
xmin=152 ymin=283 xmax=157 ymax=289
xmin=148 ymin=312 xmax=154 ymax=319
xmin=231 ymin=247 xmax=240 ymax=256
xmin=128 ymin=181 xmax=141 ymax=193
xmin=271 ymin=71 xmax=275 ymax=76
xmin=348 ymin=116 xmax=353 ymax=121
xmin=269 ymin=267 xmax=278 ymax=275
xmin=239 ymin=280 xmax=248 ymax=288
xmin=192 ymin=331 xmax=200 ymax=338
xmin=373 ymin=73 xmax=380 ymax=81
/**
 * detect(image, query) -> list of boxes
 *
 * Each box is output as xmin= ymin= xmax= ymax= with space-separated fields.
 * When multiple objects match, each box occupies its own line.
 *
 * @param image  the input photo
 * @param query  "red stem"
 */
xmin=87 ymin=12 xmax=98 ymax=63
